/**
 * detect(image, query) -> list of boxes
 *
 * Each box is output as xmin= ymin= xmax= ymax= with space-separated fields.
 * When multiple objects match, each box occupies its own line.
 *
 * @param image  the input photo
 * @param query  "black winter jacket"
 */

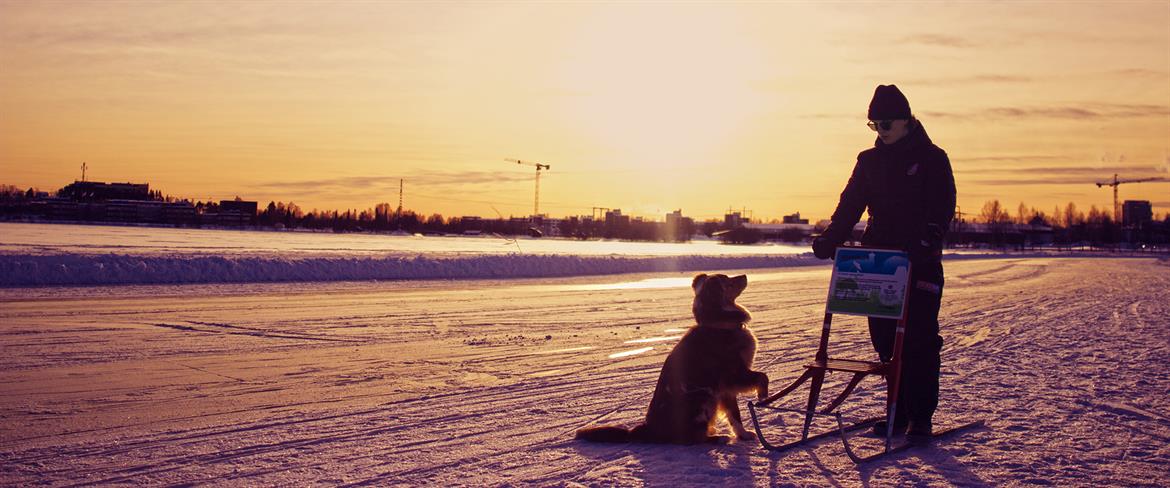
xmin=821 ymin=122 xmax=956 ymax=267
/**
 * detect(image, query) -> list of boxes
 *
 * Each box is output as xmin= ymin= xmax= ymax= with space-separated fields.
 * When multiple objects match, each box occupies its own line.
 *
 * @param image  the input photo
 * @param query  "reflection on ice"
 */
xmin=624 ymin=336 xmax=682 ymax=344
xmin=608 ymin=347 xmax=653 ymax=359
xmin=543 ymin=269 xmax=830 ymax=294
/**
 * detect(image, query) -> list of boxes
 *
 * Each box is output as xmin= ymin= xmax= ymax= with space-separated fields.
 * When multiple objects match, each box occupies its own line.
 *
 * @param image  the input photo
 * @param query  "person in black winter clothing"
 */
xmin=812 ymin=84 xmax=956 ymax=439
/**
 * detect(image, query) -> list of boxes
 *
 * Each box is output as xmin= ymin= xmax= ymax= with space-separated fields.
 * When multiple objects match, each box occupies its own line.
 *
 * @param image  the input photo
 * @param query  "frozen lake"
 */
xmin=0 ymin=222 xmax=806 ymax=257
xmin=0 ymin=222 xmax=815 ymax=287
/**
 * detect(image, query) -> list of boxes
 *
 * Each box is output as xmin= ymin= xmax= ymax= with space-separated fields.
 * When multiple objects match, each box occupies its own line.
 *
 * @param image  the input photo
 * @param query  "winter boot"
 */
xmin=870 ymin=418 xmax=908 ymax=437
xmin=906 ymin=419 xmax=933 ymax=445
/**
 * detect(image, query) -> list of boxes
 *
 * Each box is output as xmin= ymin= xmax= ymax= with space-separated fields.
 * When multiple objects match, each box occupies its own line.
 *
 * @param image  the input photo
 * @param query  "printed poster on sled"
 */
xmin=826 ymin=248 xmax=911 ymax=319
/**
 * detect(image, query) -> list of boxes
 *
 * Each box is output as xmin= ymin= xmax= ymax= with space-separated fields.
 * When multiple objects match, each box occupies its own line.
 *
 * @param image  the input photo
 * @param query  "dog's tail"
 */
xmin=575 ymin=424 xmax=645 ymax=443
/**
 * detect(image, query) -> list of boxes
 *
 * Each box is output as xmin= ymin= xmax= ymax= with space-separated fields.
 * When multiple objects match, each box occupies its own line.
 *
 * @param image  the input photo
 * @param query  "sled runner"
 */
xmin=747 ymin=247 xmax=979 ymax=462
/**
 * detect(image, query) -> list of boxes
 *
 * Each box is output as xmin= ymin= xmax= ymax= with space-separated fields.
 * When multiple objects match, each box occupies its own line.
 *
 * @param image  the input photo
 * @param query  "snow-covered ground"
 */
xmin=2 ymin=256 xmax=1168 ymax=486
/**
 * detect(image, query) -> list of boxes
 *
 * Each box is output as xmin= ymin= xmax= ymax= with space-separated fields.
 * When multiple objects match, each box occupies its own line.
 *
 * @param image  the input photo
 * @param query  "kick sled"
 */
xmin=747 ymin=247 xmax=981 ymax=463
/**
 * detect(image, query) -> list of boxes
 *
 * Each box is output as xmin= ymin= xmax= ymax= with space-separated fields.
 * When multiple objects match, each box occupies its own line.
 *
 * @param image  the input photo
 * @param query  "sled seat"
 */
xmin=806 ymin=358 xmax=888 ymax=375
xmin=762 ymin=357 xmax=893 ymax=414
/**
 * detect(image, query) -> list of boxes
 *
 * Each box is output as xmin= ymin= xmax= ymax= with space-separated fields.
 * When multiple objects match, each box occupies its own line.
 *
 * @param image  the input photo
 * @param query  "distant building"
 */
xmin=537 ymin=217 xmax=562 ymax=237
xmin=509 ymin=216 xmax=530 ymax=225
xmin=217 ymin=200 xmax=258 ymax=226
xmin=44 ymin=198 xmax=103 ymax=221
xmin=39 ymin=197 xmax=198 ymax=225
xmin=782 ymin=212 xmax=809 ymax=225
xmin=663 ymin=209 xmax=693 ymax=241
xmin=1123 ymin=200 xmax=1152 ymax=228
xmin=59 ymin=181 xmax=150 ymax=201
xmin=163 ymin=202 xmax=198 ymax=224
xmin=107 ymin=199 xmax=161 ymax=222
xmin=220 ymin=200 xmax=257 ymax=216
xmin=724 ymin=212 xmax=743 ymax=228
xmin=665 ymin=209 xmax=683 ymax=228
xmin=605 ymin=209 xmax=630 ymax=227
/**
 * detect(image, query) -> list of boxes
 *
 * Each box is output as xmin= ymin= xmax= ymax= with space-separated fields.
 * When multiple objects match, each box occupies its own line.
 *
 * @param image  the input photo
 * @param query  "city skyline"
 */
xmin=2 ymin=1 xmax=1168 ymax=221
xmin=9 ymin=172 xmax=1166 ymax=227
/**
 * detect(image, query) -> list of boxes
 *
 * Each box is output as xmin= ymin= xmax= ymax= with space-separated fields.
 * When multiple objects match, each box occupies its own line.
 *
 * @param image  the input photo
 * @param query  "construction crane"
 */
xmin=505 ymin=158 xmax=550 ymax=217
xmin=1095 ymin=174 xmax=1167 ymax=222
xmin=396 ymin=179 xmax=404 ymax=218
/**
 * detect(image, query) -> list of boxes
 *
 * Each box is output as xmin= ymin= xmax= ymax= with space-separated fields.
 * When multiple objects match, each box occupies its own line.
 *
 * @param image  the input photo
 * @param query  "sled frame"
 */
xmin=747 ymin=247 xmax=911 ymax=461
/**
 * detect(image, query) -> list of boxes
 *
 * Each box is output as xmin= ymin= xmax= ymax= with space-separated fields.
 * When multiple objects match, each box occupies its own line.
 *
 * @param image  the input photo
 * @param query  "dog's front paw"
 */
xmin=708 ymin=434 xmax=733 ymax=445
xmin=736 ymin=430 xmax=758 ymax=443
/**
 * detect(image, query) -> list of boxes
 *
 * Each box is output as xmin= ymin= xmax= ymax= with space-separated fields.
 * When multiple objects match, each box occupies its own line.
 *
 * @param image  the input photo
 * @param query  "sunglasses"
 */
xmin=867 ymin=120 xmax=895 ymax=132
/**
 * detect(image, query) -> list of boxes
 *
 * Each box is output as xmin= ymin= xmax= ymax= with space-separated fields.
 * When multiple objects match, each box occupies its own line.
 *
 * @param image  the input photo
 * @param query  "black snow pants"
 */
xmin=867 ymin=259 xmax=944 ymax=424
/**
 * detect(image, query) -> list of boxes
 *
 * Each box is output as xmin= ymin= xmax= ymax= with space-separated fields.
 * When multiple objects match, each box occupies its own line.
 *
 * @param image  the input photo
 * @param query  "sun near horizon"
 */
xmin=1 ymin=1 xmax=1168 ymax=222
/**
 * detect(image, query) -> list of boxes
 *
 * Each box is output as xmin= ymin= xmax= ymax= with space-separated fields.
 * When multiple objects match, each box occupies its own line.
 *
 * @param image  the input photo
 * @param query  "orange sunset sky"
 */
xmin=1 ymin=1 xmax=1168 ymax=221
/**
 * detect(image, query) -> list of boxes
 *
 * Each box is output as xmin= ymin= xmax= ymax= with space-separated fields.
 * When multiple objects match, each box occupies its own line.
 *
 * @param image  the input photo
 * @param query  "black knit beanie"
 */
xmin=868 ymin=84 xmax=912 ymax=120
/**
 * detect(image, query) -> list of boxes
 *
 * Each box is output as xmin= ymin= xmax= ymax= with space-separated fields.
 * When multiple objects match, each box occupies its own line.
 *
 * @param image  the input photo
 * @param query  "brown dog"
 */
xmin=576 ymin=273 xmax=769 ymax=444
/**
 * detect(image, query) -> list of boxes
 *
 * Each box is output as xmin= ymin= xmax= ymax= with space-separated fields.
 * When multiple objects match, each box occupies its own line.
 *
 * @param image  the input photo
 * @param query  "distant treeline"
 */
xmin=253 ymin=201 xmax=701 ymax=241
xmin=0 ymin=185 xmax=701 ymax=241
xmin=2 ymin=184 xmax=1168 ymax=248
xmin=950 ymin=199 xmax=1170 ymax=249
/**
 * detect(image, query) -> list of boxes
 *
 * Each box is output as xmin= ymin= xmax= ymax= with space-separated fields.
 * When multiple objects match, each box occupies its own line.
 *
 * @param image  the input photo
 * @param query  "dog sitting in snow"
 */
xmin=576 ymin=273 xmax=769 ymax=444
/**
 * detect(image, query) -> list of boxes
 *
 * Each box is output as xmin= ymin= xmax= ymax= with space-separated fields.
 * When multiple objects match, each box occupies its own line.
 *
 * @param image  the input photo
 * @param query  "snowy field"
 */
xmin=2 ymin=256 xmax=1168 ymax=486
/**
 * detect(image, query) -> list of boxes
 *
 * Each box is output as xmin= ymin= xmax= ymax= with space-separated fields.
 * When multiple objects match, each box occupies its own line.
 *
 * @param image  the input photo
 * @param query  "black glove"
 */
xmin=908 ymin=223 xmax=945 ymax=263
xmin=812 ymin=236 xmax=837 ymax=260
xmin=907 ymin=238 xmax=938 ymax=263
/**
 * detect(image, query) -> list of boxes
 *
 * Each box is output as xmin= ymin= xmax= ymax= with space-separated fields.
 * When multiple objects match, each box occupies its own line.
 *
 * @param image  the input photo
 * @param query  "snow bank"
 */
xmin=6 ymin=248 xmax=1154 ymax=287
xmin=0 ymin=253 xmax=819 ymax=286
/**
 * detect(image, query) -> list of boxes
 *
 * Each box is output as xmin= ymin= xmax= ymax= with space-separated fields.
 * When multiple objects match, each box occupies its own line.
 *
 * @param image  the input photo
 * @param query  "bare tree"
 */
xmin=980 ymin=200 xmax=1011 ymax=223
xmin=1063 ymin=202 xmax=1082 ymax=228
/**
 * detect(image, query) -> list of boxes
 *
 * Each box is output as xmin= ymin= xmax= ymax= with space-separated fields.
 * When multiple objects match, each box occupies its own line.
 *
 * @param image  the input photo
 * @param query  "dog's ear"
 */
xmin=692 ymin=274 xmax=709 ymax=292
xmin=698 ymin=276 xmax=724 ymax=309
xmin=725 ymin=273 xmax=744 ymax=299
